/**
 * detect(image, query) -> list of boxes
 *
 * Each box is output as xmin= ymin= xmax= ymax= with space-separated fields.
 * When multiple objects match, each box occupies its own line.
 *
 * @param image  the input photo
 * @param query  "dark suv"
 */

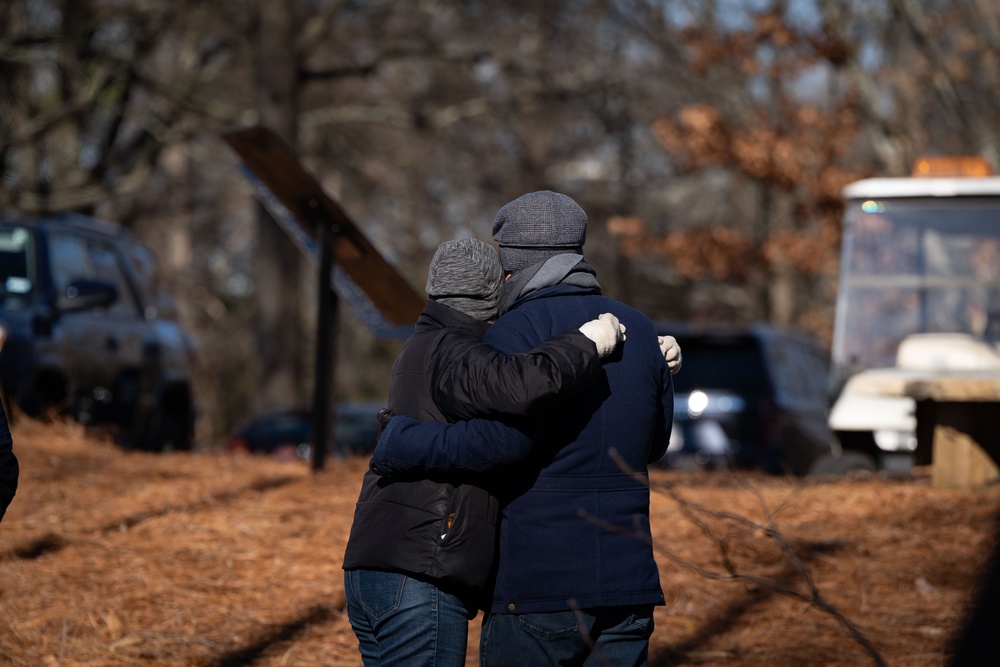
xmin=657 ymin=322 xmax=837 ymax=476
xmin=0 ymin=212 xmax=196 ymax=451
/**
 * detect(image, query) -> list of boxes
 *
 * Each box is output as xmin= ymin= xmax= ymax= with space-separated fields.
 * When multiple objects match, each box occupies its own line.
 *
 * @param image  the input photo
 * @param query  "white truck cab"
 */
xmin=828 ymin=157 xmax=1000 ymax=472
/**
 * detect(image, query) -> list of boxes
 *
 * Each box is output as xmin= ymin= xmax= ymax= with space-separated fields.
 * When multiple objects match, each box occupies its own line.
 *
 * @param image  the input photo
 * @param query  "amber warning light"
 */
xmin=911 ymin=155 xmax=994 ymax=178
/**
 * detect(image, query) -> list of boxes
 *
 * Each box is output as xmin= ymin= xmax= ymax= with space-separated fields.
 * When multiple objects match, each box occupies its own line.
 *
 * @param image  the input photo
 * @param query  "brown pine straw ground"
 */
xmin=1 ymin=417 xmax=999 ymax=666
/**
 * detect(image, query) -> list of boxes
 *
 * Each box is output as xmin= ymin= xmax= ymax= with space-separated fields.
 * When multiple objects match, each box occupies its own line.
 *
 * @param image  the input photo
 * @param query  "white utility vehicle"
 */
xmin=828 ymin=157 xmax=1000 ymax=472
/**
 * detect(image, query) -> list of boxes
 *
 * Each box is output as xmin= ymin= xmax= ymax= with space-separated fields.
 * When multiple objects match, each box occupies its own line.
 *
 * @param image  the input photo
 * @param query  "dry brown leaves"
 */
xmin=1 ymin=418 xmax=998 ymax=666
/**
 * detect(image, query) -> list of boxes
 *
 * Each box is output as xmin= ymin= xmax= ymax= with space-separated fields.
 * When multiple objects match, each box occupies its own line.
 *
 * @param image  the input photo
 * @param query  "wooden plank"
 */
xmin=222 ymin=125 xmax=424 ymax=329
xmin=931 ymin=405 xmax=1000 ymax=488
xmin=850 ymin=371 xmax=1000 ymax=488
xmin=903 ymin=377 xmax=1000 ymax=402
xmin=850 ymin=370 xmax=1000 ymax=401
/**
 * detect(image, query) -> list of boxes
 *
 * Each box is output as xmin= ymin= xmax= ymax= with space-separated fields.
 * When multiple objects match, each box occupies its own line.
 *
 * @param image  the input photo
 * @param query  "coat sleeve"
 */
xmin=433 ymin=329 xmax=602 ymax=422
xmin=368 ymin=414 xmax=534 ymax=478
xmin=0 ymin=400 xmax=18 ymax=523
xmin=649 ymin=366 xmax=674 ymax=464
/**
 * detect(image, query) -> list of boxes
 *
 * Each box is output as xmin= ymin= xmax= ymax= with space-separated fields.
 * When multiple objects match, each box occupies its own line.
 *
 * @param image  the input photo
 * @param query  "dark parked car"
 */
xmin=223 ymin=402 xmax=384 ymax=461
xmin=0 ymin=212 xmax=196 ymax=451
xmin=657 ymin=322 xmax=838 ymax=476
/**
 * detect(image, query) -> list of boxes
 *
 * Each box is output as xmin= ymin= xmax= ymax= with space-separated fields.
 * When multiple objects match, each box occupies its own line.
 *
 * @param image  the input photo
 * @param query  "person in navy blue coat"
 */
xmin=372 ymin=191 xmax=675 ymax=667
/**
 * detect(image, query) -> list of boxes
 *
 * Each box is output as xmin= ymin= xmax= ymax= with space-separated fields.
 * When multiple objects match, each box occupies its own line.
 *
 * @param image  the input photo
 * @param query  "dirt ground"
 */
xmin=1 ymin=418 xmax=999 ymax=667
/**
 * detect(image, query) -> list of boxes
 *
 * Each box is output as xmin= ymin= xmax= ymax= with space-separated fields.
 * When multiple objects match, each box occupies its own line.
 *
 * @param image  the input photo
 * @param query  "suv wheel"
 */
xmin=22 ymin=372 xmax=67 ymax=421
xmin=134 ymin=387 xmax=193 ymax=452
xmin=158 ymin=406 xmax=193 ymax=452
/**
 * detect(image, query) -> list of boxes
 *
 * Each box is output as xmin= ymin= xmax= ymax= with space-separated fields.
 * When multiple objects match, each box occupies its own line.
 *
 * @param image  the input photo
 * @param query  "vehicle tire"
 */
xmin=136 ymin=404 xmax=193 ymax=453
xmin=125 ymin=405 xmax=159 ymax=451
xmin=130 ymin=381 xmax=193 ymax=452
xmin=161 ymin=408 xmax=193 ymax=452
xmin=22 ymin=372 xmax=67 ymax=421
xmin=807 ymin=451 xmax=878 ymax=479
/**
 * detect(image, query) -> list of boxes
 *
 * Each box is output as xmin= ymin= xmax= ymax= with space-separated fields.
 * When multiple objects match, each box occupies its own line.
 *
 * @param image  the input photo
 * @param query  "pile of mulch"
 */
xmin=1 ymin=418 xmax=998 ymax=666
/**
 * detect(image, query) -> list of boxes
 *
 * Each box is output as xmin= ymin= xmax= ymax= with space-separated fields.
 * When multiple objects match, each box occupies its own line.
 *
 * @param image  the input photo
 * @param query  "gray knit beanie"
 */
xmin=425 ymin=238 xmax=502 ymax=321
xmin=492 ymin=190 xmax=588 ymax=272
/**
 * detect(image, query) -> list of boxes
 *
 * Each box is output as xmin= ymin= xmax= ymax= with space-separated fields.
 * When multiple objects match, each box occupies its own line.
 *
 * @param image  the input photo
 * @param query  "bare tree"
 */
xmin=8 ymin=0 xmax=1000 ymax=439
xmin=251 ymin=0 xmax=310 ymax=413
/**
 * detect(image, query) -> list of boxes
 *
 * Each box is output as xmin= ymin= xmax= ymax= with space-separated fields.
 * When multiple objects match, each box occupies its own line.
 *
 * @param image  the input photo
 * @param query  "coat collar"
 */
xmin=417 ymin=299 xmax=491 ymax=337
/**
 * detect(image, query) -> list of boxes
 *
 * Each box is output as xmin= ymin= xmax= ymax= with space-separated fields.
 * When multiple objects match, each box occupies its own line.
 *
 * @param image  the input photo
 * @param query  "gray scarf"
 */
xmin=497 ymin=253 xmax=601 ymax=316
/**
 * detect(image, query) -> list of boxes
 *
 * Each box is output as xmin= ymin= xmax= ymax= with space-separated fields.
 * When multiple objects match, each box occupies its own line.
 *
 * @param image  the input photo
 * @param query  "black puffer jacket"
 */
xmin=0 ymin=400 xmax=18 ymax=523
xmin=342 ymin=299 xmax=600 ymax=608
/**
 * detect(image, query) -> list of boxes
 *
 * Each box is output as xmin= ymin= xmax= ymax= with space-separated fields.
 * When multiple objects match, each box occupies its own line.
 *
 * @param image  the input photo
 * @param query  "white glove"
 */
xmin=579 ymin=313 xmax=626 ymax=358
xmin=658 ymin=335 xmax=682 ymax=374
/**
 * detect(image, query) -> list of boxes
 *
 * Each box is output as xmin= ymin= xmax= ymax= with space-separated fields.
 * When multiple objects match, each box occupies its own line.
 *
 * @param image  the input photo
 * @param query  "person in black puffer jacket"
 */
xmin=342 ymin=238 xmax=627 ymax=667
xmin=0 ymin=398 xmax=18 ymax=524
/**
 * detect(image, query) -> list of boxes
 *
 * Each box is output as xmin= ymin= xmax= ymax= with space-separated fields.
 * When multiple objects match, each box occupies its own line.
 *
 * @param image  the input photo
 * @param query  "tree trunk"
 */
xmin=254 ymin=0 xmax=308 ymax=411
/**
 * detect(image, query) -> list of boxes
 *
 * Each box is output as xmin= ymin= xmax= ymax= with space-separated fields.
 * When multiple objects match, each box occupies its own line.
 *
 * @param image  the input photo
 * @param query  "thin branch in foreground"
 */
xmin=602 ymin=449 xmax=887 ymax=666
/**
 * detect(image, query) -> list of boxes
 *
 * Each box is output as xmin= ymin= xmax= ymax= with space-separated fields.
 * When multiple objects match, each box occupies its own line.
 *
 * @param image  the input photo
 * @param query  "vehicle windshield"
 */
xmin=832 ymin=197 xmax=1000 ymax=381
xmin=0 ymin=225 xmax=35 ymax=309
xmin=670 ymin=337 xmax=771 ymax=395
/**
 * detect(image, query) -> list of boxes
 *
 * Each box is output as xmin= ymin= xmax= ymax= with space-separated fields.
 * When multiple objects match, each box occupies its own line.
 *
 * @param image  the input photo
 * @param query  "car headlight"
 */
xmin=874 ymin=429 xmax=917 ymax=452
xmin=687 ymin=390 xmax=709 ymax=417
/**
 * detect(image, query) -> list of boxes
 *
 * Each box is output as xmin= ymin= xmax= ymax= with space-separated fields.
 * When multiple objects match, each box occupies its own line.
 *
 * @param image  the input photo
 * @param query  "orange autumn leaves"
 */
xmin=608 ymin=102 xmax=860 ymax=283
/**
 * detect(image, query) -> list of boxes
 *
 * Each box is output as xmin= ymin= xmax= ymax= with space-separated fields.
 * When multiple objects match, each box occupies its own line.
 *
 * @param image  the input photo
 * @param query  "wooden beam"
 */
xmin=222 ymin=125 xmax=424 ymax=329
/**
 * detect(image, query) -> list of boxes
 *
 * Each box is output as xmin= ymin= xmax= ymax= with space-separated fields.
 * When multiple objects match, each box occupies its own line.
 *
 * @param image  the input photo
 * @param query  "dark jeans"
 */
xmin=480 ymin=605 xmax=655 ymax=667
xmin=344 ymin=569 xmax=470 ymax=666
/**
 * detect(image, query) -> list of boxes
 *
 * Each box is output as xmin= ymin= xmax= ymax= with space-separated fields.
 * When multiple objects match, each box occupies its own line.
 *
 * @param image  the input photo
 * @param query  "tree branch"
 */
xmin=604 ymin=449 xmax=887 ymax=666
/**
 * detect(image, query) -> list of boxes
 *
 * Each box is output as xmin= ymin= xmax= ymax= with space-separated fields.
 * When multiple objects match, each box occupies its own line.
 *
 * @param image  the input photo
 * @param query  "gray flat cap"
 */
xmin=492 ymin=190 xmax=588 ymax=272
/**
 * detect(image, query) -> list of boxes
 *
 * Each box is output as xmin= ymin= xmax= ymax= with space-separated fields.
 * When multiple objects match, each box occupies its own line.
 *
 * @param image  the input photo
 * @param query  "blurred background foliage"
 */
xmin=3 ymin=0 xmax=1000 ymax=446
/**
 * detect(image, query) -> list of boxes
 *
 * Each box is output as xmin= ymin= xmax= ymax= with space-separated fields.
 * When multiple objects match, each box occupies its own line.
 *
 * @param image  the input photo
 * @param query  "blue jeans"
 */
xmin=480 ymin=605 xmax=655 ymax=667
xmin=344 ymin=569 xmax=470 ymax=666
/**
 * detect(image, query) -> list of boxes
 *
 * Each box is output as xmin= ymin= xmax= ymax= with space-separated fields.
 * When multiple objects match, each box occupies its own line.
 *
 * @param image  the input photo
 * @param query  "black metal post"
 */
xmin=310 ymin=198 xmax=336 ymax=471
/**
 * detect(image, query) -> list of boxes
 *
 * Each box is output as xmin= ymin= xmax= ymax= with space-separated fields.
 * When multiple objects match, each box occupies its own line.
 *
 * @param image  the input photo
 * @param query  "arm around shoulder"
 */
xmin=369 ymin=413 xmax=534 ymax=478
xmin=434 ymin=328 xmax=604 ymax=421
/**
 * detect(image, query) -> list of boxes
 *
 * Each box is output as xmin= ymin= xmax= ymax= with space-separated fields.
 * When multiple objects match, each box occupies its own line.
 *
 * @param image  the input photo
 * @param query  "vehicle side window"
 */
xmin=765 ymin=338 xmax=821 ymax=402
xmin=87 ymin=242 xmax=139 ymax=317
xmin=0 ymin=226 xmax=34 ymax=309
xmin=48 ymin=233 xmax=92 ymax=296
xmin=126 ymin=242 xmax=178 ymax=319
xmin=48 ymin=232 xmax=138 ymax=317
xmin=798 ymin=346 xmax=833 ymax=402
xmin=765 ymin=343 xmax=794 ymax=400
